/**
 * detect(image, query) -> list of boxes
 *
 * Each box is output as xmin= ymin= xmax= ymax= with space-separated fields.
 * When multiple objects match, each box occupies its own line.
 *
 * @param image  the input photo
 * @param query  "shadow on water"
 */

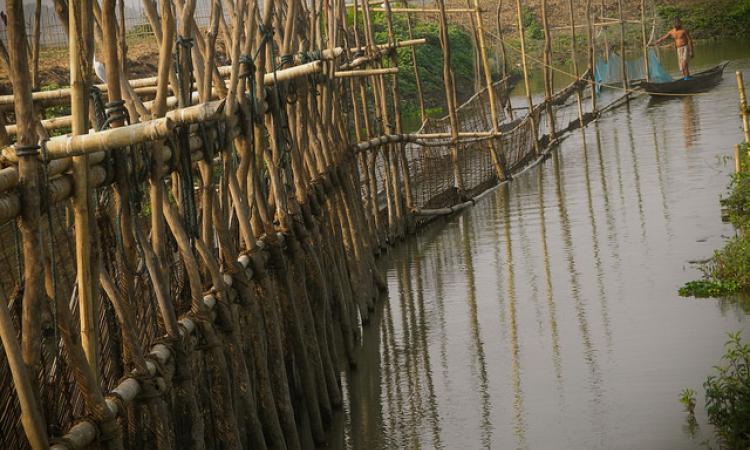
xmin=331 ymin=41 xmax=750 ymax=449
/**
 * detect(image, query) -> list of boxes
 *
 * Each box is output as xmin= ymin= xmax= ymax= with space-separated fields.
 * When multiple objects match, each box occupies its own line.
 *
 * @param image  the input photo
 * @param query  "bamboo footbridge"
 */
xmin=0 ymin=0 xmax=648 ymax=448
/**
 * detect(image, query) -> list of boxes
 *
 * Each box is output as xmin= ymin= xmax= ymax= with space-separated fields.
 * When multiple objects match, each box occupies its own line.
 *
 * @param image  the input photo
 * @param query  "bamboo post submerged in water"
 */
xmin=514 ymin=0 xmax=541 ymax=155
xmin=436 ymin=0 xmax=465 ymax=192
xmin=737 ymin=71 xmax=750 ymax=143
xmin=541 ymin=0 xmax=556 ymax=138
xmin=617 ymin=0 xmax=628 ymax=91
xmin=586 ymin=0 xmax=598 ymax=111
xmin=472 ymin=0 xmax=507 ymax=181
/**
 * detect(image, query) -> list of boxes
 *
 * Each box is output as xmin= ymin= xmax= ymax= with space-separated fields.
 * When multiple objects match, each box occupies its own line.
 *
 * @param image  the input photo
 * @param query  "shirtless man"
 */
xmin=653 ymin=18 xmax=694 ymax=78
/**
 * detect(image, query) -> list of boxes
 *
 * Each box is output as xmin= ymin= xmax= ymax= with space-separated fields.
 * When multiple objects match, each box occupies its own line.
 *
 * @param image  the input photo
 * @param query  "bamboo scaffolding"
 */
xmin=369 ymin=7 xmax=480 ymax=13
xmin=0 ymin=1 xmax=623 ymax=448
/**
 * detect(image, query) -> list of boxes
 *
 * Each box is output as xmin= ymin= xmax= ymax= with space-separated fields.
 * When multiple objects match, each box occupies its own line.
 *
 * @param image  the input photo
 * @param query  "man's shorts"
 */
xmin=677 ymin=45 xmax=688 ymax=66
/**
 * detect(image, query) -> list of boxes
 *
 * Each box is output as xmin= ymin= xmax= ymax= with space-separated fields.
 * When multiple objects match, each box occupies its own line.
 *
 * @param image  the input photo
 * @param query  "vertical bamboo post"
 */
xmin=737 ymin=71 xmax=750 ymax=143
xmin=586 ymin=0 xmax=597 ymax=111
xmin=617 ymin=0 xmax=628 ymax=91
xmin=404 ymin=6 xmax=427 ymax=123
xmin=472 ymin=0 xmax=507 ymax=181
xmin=70 ymin=0 xmax=98 ymax=375
xmin=734 ymin=144 xmax=742 ymax=173
xmin=436 ymin=0 xmax=464 ymax=192
xmin=496 ymin=0 xmax=513 ymax=120
xmin=0 ymin=296 xmax=49 ymax=449
xmin=382 ymin=0 xmax=415 ymax=216
xmin=640 ymin=0 xmax=650 ymax=82
xmin=31 ymin=0 xmax=42 ymax=90
xmin=568 ymin=0 xmax=585 ymax=123
xmin=5 ymin=2 xmax=49 ymax=447
xmin=541 ymin=0 xmax=556 ymax=138
xmin=514 ymin=0 xmax=541 ymax=155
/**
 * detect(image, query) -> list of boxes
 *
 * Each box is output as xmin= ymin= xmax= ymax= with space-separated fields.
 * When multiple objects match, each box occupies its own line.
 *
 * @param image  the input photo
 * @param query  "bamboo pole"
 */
xmin=370 ymin=7 xmax=478 ymax=13
xmin=568 ymin=0 xmax=585 ymax=123
xmin=0 ymin=293 xmax=49 ymax=449
xmin=436 ymin=0 xmax=464 ymax=192
xmin=737 ymin=71 xmax=750 ymax=143
xmin=70 ymin=0 xmax=98 ymax=375
xmin=496 ymin=0 xmax=513 ymax=120
xmin=640 ymin=0 xmax=650 ymax=82
xmin=617 ymin=0 xmax=628 ymax=91
xmin=403 ymin=4 xmax=427 ymax=123
xmin=586 ymin=0 xmax=597 ymax=111
xmin=734 ymin=144 xmax=742 ymax=173
xmin=4 ymin=2 xmax=48 ymax=444
xmin=31 ymin=0 xmax=42 ymax=90
xmin=472 ymin=0 xmax=507 ymax=181
xmin=541 ymin=0 xmax=556 ymax=138
xmin=514 ymin=0 xmax=541 ymax=155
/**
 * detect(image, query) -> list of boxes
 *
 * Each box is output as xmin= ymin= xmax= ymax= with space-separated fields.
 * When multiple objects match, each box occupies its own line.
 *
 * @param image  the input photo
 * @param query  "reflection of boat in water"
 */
xmin=642 ymin=62 xmax=729 ymax=97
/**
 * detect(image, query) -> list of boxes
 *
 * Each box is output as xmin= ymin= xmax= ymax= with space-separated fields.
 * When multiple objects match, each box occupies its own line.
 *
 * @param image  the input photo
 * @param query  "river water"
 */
xmin=331 ymin=41 xmax=750 ymax=449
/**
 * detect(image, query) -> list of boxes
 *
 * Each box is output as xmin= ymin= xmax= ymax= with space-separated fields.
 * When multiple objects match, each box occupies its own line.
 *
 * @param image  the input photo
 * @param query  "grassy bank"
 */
xmin=680 ymin=143 xmax=750 ymax=299
xmin=657 ymin=0 xmax=750 ymax=39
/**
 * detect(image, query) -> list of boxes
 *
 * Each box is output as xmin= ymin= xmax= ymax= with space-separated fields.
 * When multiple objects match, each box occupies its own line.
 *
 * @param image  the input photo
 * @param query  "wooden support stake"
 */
xmin=70 ymin=0 xmax=98 ymax=376
xmin=737 ymin=71 xmax=750 ymax=143
xmin=496 ymin=0 xmax=513 ymax=120
xmin=541 ymin=0 xmax=556 ymax=137
xmin=472 ymin=0 xmax=507 ymax=181
xmin=734 ymin=144 xmax=742 ymax=173
xmin=436 ymin=0 xmax=465 ymax=191
xmin=617 ymin=0 xmax=628 ymax=91
xmin=514 ymin=0 xmax=541 ymax=155
xmin=640 ymin=0 xmax=650 ymax=82
xmin=586 ymin=0 xmax=598 ymax=111
xmin=568 ymin=0 xmax=585 ymax=123
xmin=3 ymin=5 xmax=47 ymax=447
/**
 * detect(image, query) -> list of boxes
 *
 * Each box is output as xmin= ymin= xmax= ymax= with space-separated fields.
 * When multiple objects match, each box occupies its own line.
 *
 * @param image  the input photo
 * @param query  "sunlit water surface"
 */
xmin=331 ymin=41 xmax=750 ymax=449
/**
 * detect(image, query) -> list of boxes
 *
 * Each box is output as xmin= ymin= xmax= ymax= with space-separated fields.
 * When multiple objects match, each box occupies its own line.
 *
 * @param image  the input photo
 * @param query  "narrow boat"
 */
xmin=643 ymin=62 xmax=729 ymax=97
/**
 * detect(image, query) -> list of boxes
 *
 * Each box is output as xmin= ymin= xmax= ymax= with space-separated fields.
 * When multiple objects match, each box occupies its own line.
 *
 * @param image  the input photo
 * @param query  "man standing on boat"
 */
xmin=652 ymin=18 xmax=694 ymax=79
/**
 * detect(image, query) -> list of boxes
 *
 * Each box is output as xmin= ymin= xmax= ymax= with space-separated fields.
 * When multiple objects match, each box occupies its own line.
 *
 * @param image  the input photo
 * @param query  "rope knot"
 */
xmin=13 ymin=143 xmax=40 ymax=157
xmin=176 ymin=35 xmax=194 ymax=48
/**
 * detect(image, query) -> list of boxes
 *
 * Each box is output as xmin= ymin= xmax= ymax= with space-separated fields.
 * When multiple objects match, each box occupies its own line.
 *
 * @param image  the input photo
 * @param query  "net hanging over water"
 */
xmin=594 ymin=48 xmax=673 ymax=92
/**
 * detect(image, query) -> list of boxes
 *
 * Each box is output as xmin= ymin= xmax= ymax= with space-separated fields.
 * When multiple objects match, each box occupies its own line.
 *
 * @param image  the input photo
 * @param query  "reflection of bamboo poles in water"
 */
xmin=413 ymin=248 xmax=444 ymax=449
xmin=649 ymin=118 xmax=674 ymax=238
xmin=552 ymin=151 xmax=604 ymax=402
xmin=398 ymin=256 xmax=423 ymax=448
xmin=624 ymin=106 xmax=649 ymax=252
xmin=433 ymin=239 xmax=451 ymax=379
xmin=459 ymin=214 xmax=493 ymax=448
xmin=611 ymin=126 xmax=629 ymax=221
xmin=580 ymin=129 xmax=614 ymax=353
xmin=593 ymin=123 xmax=626 ymax=298
xmin=535 ymin=167 xmax=563 ymax=382
xmin=501 ymin=186 xmax=527 ymax=448
xmin=513 ymin=181 xmax=544 ymax=329
xmin=382 ymin=289 xmax=404 ymax=444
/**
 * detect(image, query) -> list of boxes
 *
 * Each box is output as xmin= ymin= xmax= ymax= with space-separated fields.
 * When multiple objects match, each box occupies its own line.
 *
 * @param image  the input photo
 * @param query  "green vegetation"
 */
xmin=682 ymin=332 xmax=750 ymax=449
xmin=657 ymin=0 xmax=750 ymax=39
xmin=353 ymin=11 xmax=476 ymax=127
xmin=679 ymin=387 xmax=697 ymax=415
xmin=680 ymin=143 xmax=750 ymax=298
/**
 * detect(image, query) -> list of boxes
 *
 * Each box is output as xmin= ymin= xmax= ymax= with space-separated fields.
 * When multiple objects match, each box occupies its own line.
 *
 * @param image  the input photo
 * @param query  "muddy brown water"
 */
xmin=330 ymin=41 xmax=750 ymax=449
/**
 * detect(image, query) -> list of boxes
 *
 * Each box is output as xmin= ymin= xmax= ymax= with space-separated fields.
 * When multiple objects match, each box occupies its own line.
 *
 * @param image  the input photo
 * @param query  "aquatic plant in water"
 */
xmin=682 ymin=332 xmax=750 ymax=449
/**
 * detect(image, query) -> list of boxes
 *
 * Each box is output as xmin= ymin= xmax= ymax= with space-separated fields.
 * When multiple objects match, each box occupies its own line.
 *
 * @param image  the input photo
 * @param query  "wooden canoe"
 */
xmin=642 ymin=62 xmax=729 ymax=96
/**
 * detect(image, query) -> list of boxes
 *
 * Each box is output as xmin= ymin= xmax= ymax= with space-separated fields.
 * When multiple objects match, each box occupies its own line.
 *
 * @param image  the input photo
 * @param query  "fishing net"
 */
xmin=594 ymin=48 xmax=672 ymax=91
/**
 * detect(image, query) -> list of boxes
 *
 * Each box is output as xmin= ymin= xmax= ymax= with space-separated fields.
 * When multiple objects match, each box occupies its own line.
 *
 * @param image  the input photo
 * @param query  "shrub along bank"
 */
xmin=680 ymin=143 xmax=750 ymax=298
